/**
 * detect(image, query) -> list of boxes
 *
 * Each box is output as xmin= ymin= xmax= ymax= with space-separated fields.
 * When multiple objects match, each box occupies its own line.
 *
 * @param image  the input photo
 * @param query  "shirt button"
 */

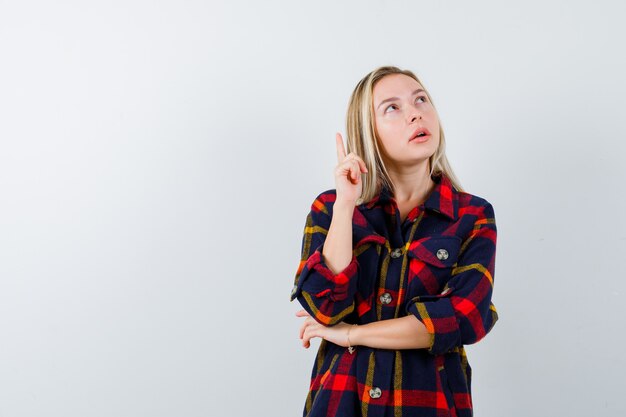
xmin=369 ymin=387 xmax=382 ymax=399
xmin=390 ymin=248 xmax=402 ymax=258
xmin=379 ymin=292 xmax=392 ymax=305
xmin=436 ymin=248 xmax=449 ymax=260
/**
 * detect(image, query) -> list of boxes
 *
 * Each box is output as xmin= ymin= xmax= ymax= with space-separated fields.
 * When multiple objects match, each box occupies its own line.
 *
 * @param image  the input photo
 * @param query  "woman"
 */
xmin=290 ymin=66 xmax=498 ymax=417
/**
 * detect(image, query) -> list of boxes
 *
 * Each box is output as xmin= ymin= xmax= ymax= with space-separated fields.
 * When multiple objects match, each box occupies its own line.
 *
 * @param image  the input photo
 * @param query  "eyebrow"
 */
xmin=376 ymin=89 xmax=425 ymax=110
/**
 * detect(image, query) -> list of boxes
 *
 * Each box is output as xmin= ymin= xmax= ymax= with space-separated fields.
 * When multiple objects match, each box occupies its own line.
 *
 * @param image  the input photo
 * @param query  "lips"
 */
xmin=409 ymin=127 xmax=431 ymax=142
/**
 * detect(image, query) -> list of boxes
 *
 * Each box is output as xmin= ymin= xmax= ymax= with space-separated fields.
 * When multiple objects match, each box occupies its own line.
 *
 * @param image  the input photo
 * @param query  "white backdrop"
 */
xmin=1 ymin=0 xmax=625 ymax=416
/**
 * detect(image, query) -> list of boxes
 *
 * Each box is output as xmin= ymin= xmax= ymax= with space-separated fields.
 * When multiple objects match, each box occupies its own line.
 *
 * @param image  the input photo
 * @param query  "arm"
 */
xmin=350 ymin=315 xmax=431 ymax=349
xmin=321 ymin=200 xmax=356 ymax=275
xmin=290 ymin=193 xmax=359 ymax=326
xmin=297 ymin=201 xmax=498 ymax=353
xmin=297 ymin=310 xmax=432 ymax=350
xmin=406 ymin=201 xmax=499 ymax=355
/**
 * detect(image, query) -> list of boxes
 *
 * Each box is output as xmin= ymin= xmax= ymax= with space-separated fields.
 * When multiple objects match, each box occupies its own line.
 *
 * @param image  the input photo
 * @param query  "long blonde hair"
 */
xmin=345 ymin=66 xmax=464 ymax=205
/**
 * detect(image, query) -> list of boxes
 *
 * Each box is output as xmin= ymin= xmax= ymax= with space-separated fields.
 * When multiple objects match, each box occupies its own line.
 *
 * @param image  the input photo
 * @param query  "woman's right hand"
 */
xmin=335 ymin=132 xmax=368 ymax=205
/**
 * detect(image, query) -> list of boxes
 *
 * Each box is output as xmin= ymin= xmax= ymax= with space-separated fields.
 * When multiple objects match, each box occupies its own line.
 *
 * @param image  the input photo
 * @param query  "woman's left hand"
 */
xmin=296 ymin=309 xmax=352 ymax=349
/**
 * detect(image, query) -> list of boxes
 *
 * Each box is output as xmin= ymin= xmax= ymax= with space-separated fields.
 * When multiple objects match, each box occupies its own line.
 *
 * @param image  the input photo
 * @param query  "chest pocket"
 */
xmin=406 ymin=235 xmax=462 ymax=296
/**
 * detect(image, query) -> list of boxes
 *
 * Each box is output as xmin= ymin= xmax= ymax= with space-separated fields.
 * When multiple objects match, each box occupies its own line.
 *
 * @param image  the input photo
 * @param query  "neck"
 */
xmin=386 ymin=161 xmax=435 ymax=204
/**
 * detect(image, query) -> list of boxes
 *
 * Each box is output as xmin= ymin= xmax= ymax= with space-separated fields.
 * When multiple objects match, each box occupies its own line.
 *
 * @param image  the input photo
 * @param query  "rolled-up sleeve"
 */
xmin=289 ymin=193 xmax=359 ymax=326
xmin=406 ymin=202 xmax=499 ymax=355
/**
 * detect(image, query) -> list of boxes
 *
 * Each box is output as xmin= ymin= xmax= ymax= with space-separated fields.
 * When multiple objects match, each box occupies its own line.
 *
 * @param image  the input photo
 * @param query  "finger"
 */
xmin=335 ymin=133 xmax=347 ymax=162
xmin=358 ymin=158 xmax=368 ymax=173
xmin=349 ymin=160 xmax=360 ymax=182
xmin=302 ymin=327 xmax=317 ymax=348
xmin=343 ymin=154 xmax=367 ymax=178
xmin=299 ymin=317 xmax=316 ymax=339
xmin=299 ymin=320 xmax=307 ymax=340
xmin=346 ymin=153 xmax=368 ymax=173
xmin=338 ymin=158 xmax=359 ymax=183
xmin=295 ymin=309 xmax=310 ymax=317
xmin=300 ymin=320 xmax=311 ymax=339
xmin=353 ymin=160 xmax=361 ymax=181
xmin=302 ymin=328 xmax=310 ymax=347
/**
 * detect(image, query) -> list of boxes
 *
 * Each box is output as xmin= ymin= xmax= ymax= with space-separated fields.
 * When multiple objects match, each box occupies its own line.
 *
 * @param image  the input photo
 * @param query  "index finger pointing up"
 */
xmin=336 ymin=132 xmax=347 ymax=162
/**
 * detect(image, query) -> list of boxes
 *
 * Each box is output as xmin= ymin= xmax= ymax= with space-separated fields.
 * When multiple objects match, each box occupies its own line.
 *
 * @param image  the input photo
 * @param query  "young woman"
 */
xmin=290 ymin=66 xmax=498 ymax=417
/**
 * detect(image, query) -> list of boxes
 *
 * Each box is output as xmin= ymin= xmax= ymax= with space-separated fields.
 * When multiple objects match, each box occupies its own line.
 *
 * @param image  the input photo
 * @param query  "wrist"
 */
xmin=333 ymin=200 xmax=356 ymax=214
xmin=346 ymin=324 xmax=358 ymax=354
xmin=353 ymin=323 xmax=365 ymax=346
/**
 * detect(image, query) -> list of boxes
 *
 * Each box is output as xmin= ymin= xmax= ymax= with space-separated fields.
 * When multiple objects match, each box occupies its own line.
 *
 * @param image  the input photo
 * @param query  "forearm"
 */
xmin=350 ymin=315 xmax=432 ymax=350
xmin=322 ymin=200 xmax=355 ymax=274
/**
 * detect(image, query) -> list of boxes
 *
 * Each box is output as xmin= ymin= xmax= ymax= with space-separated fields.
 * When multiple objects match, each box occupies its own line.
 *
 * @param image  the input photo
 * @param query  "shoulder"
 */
xmin=311 ymin=188 xmax=337 ymax=203
xmin=309 ymin=188 xmax=338 ymax=215
xmin=307 ymin=188 xmax=367 ymax=227
xmin=456 ymin=189 xmax=496 ymax=221
xmin=302 ymin=189 xmax=339 ymax=228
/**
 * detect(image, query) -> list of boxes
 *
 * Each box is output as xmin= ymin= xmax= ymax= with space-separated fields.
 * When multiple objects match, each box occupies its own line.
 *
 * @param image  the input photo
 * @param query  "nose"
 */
xmin=407 ymin=106 xmax=422 ymax=123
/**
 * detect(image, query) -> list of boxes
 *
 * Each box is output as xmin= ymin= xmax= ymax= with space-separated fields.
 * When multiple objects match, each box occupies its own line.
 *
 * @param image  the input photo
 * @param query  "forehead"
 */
xmin=373 ymin=74 xmax=422 ymax=101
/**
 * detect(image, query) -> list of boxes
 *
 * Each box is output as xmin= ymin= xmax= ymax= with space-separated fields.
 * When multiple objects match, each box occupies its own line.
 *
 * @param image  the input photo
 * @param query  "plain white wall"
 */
xmin=1 ymin=0 xmax=625 ymax=416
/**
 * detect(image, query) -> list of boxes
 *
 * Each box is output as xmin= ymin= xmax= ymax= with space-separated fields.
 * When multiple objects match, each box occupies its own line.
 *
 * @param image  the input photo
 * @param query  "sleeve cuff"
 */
xmin=406 ymin=294 xmax=462 ymax=355
xmin=290 ymin=244 xmax=359 ymax=302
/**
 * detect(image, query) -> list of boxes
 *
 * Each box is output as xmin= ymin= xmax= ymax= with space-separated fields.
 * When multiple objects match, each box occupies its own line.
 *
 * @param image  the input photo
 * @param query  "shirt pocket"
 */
xmin=406 ymin=235 xmax=462 ymax=296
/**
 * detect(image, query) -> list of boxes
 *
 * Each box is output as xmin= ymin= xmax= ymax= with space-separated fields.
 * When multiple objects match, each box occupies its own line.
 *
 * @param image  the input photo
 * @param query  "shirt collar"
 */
xmin=360 ymin=172 xmax=458 ymax=221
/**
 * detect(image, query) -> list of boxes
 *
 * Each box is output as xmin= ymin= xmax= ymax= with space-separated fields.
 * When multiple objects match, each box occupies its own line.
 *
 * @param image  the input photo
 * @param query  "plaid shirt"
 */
xmin=290 ymin=172 xmax=498 ymax=417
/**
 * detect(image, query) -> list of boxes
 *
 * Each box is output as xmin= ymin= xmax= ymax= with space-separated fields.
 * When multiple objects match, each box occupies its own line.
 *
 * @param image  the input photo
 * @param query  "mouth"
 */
xmin=409 ymin=127 xmax=431 ymax=142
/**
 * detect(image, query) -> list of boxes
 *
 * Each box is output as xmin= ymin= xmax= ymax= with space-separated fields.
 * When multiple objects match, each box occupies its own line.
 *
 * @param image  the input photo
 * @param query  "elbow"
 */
xmin=406 ymin=298 xmax=499 ymax=355
xmin=460 ymin=302 xmax=499 ymax=347
xmin=290 ymin=258 xmax=360 ymax=326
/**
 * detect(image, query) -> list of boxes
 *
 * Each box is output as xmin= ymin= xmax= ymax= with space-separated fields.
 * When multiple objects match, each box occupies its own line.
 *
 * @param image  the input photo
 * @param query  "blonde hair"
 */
xmin=345 ymin=66 xmax=464 ymax=205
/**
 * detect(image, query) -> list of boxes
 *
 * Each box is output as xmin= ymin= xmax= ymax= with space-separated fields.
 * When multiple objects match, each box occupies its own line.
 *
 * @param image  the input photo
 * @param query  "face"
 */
xmin=372 ymin=74 xmax=440 ymax=168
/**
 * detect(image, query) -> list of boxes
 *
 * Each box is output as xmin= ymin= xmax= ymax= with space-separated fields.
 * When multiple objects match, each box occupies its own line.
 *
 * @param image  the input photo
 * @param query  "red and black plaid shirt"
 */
xmin=290 ymin=172 xmax=498 ymax=417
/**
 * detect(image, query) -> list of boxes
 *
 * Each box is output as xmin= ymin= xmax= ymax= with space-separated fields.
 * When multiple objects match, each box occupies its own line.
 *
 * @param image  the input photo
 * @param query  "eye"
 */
xmin=384 ymin=104 xmax=398 ymax=113
xmin=415 ymin=96 xmax=427 ymax=104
